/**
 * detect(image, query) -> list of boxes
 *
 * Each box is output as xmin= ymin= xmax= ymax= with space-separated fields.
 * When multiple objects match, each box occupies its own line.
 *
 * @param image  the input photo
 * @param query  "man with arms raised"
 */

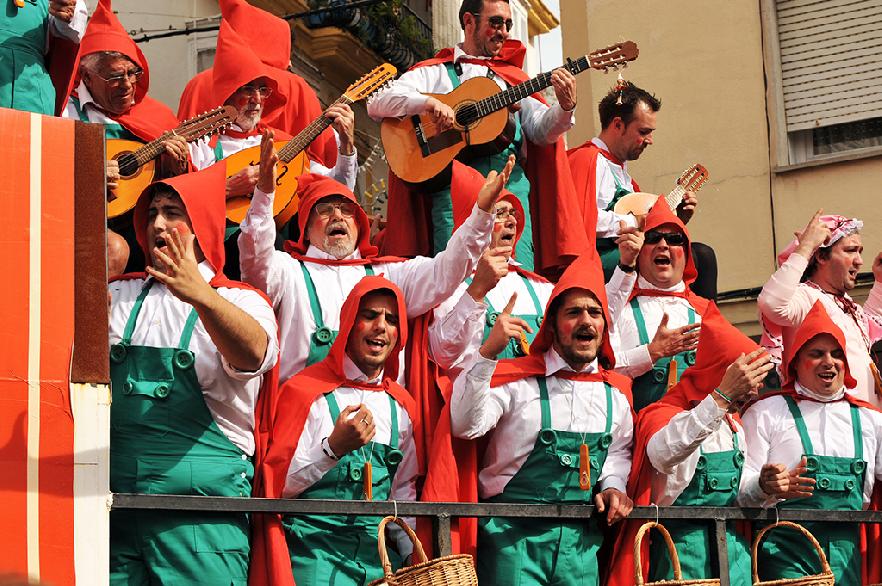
xmin=759 ymin=210 xmax=882 ymax=406
xmin=449 ymin=254 xmax=634 ymax=585
xmin=568 ymin=82 xmax=717 ymax=297
xmin=108 ymin=163 xmax=278 ymax=583
xmin=367 ymin=0 xmax=588 ymax=276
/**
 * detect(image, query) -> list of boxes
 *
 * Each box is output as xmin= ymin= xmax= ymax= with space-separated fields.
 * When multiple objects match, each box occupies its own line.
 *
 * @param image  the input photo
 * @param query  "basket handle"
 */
xmin=633 ymin=521 xmax=683 ymax=585
xmin=376 ymin=515 xmax=429 ymax=577
xmin=751 ymin=520 xmax=832 ymax=584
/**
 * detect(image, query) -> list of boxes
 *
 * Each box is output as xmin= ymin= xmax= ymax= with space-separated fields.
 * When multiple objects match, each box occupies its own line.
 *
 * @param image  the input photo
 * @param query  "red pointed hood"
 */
xmin=642 ymin=196 xmax=697 ymax=286
xmin=220 ymin=0 xmax=292 ymax=70
xmin=286 ymin=173 xmax=377 ymax=258
xmin=530 ymin=252 xmax=615 ymax=368
xmin=781 ymin=300 xmax=857 ymax=389
xmin=212 ymin=20 xmax=286 ymax=119
xmin=73 ymin=0 xmax=149 ymax=103
xmin=449 ymin=161 xmax=523 ymax=247
xmin=132 ymin=162 xmax=229 ymax=281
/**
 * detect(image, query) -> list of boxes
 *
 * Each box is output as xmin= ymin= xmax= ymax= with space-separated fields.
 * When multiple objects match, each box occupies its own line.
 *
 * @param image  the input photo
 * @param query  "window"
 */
xmin=763 ymin=0 xmax=882 ymax=167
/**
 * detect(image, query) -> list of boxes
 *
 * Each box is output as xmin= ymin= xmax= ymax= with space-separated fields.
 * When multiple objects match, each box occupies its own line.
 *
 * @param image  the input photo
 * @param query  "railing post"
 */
xmin=714 ymin=518 xmax=730 ymax=586
xmin=433 ymin=513 xmax=452 ymax=557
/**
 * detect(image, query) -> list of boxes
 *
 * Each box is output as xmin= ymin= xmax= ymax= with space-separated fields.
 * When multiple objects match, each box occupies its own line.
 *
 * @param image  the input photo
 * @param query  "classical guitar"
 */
xmin=612 ymin=164 xmax=709 ymax=217
xmin=224 ymin=63 xmax=397 ymax=226
xmin=107 ymin=105 xmax=237 ymax=218
xmin=380 ymin=41 xmax=639 ymax=184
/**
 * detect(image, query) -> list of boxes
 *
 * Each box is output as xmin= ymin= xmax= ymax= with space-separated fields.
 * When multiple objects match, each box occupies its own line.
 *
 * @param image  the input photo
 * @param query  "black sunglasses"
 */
xmin=472 ymin=13 xmax=514 ymax=32
xmin=645 ymin=231 xmax=686 ymax=246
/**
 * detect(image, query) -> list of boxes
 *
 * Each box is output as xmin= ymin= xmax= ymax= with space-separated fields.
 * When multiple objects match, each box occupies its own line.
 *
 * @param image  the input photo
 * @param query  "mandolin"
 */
xmin=107 ymin=105 xmax=237 ymax=218
xmin=224 ymin=63 xmax=397 ymax=226
xmin=380 ymin=41 xmax=639 ymax=185
xmin=612 ymin=164 xmax=709 ymax=217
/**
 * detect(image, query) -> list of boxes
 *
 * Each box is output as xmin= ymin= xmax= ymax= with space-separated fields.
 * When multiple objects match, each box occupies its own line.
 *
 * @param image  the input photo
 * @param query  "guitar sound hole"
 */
xmin=456 ymin=104 xmax=479 ymax=128
xmin=117 ymin=153 xmax=139 ymax=177
xmin=276 ymin=164 xmax=289 ymax=187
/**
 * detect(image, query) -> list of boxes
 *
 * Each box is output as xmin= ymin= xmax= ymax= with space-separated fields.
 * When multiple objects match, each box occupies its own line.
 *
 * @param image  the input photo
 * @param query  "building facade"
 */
xmin=560 ymin=0 xmax=882 ymax=334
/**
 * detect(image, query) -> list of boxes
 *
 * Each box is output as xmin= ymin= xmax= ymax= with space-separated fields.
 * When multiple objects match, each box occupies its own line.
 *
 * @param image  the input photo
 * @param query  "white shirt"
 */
xmin=188 ymin=128 xmax=358 ymax=191
xmin=609 ymin=273 xmax=702 ymax=378
xmin=740 ymin=383 xmax=882 ymax=508
xmin=646 ymin=394 xmax=745 ymax=505
xmin=61 ymin=82 xmax=123 ymax=124
xmin=758 ymin=252 xmax=882 ymax=407
xmin=366 ymin=43 xmax=574 ymax=148
xmin=283 ymin=357 xmax=417 ymax=556
xmin=429 ymin=265 xmax=553 ymax=374
xmin=451 ymin=349 xmax=633 ymax=499
xmin=588 ymin=137 xmax=639 ymax=237
xmin=108 ymin=262 xmax=279 ymax=455
xmin=238 ymin=186 xmax=493 ymax=383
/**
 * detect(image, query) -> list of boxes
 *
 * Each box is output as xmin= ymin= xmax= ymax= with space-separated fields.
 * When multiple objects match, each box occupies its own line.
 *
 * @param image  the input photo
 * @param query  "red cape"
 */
xmin=249 ymin=276 xmax=419 ymax=586
xmin=65 ymin=0 xmax=179 ymax=141
xmin=380 ymin=41 xmax=592 ymax=279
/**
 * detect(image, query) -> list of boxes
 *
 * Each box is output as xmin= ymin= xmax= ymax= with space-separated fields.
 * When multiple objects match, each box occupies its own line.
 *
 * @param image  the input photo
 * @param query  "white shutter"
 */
xmin=776 ymin=0 xmax=882 ymax=131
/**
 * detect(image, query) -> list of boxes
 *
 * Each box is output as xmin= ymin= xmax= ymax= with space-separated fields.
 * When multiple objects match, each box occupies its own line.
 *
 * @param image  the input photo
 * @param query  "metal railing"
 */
xmin=111 ymin=494 xmax=882 ymax=586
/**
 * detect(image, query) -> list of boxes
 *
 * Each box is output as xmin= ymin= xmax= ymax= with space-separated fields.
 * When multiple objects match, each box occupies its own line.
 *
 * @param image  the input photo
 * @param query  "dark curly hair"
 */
xmin=598 ymin=81 xmax=661 ymax=129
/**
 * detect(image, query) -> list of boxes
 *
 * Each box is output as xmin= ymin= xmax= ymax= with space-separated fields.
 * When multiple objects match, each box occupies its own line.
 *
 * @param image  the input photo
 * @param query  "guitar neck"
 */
xmin=471 ymin=56 xmax=590 ymax=118
xmin=664 ymin=185 xmax=686 ymax=212
xmin=278 ymin=96 xmax=351 ymax=163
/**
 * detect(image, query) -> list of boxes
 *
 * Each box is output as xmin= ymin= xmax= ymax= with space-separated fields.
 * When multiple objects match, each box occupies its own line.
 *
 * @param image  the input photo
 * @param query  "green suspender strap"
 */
xmin=536 ymin=378 xmax=613 ymax=435
xmin=631 ymin=301 xmax=696 ymax=345
xmin=120 ymin=282 xmax=154 ymax=344
xmin=444 ymin=62 xmax=461 ymax=89
xmin=118 ymin=281 xmax=200 ymax=364
xmin=71 ymin=96 xmax=133 ymax=140
xmin=324 ymin=392 xmax=399 ymax=449
xmin=783 ymin=395 xmax=863 ymax=461
xmin=213 ymin=139 xmax=225 ymax=162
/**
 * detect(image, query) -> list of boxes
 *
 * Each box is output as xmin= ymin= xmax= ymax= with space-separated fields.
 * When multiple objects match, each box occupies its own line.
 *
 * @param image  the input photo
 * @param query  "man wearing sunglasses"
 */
xmin=606 ymin=197 xmax=711 ymax=413
xmin=568 ymin=82 xmax=718 ymax=299
xmin=238 ymin=133 xmax=510 ymax=386
xmin=368 ymin=0 xmax=589 ymax=278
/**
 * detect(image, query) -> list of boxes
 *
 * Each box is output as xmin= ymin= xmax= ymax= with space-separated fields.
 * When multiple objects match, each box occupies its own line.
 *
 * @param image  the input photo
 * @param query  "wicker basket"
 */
xmin=751 ymin=521 xmax=835 ymax=586
xmin=367 ymin=516 xmax=478 ymax=586
xmin=634 ymin=521 xmax=720 ymax=585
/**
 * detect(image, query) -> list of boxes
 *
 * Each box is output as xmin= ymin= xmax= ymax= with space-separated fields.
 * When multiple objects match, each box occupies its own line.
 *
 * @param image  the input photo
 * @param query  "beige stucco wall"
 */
xmin=560 ymin=0 xmax=882 ymax=334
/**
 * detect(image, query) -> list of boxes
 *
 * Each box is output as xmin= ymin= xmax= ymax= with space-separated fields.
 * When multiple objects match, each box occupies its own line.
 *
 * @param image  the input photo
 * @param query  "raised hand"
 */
xmin=479 ymin=292 xmax=533 ymax=360
xmin=325 ymin=103 xmax=355 ymax=156
xmin=647 ymin=313 xmax=701 ymax=363
xmin=549 ymin=67 xmax=577 ymax=111
xmin=715 ymin=348 xmax=774 ymax=408
xmin=49 ymin=0 xmax=76 ymax=22
xmin=328 ymin=404 xmax=376 ymax=457
xmin=760 ymin=456 xmax=815 ymax=500
xmin=677 ymin=190 xmax=698 ymax=224
xmin=256 ymin=127 xmax=278 ymax=195
xmin=467 ymin=246 xmax=512 ymax=301
xmin=145 ymin=226 xmax=213 ymax=306
xmin=616 ymin=221 xmax=644 ymax=268
xmin=476 ymin=154 xmax=515 ymax=212
xmin=793 ymin=209 xmax=831 ymax=259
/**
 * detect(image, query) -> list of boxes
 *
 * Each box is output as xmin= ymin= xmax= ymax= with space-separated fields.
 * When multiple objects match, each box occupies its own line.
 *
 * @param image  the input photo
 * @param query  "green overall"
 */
xmin=649 ymin=430 xmax=750 ymax=585
xmin=596 ymin=173 xmax=632 ymax=281
xmin=300 ymin=261 xmax=375 ymax=366
xmin=630 ymin=300 xmax=697 ymax=412
xmin=0 ymin=0 xmax=55 ymax=115
xmin=109 ymin=282 xmax=253 ymax=585
xmin=477 ymin=378 xmax=614 ymax=585
xmin=469 ymin=273 xmax=544 ymax=359
xmin=429 ymin=63 xmax=535 ymax=270
xmin=283 ymin=392 xmax=405 ymax=585
xmin=756 ymin=397 xmax=866 ymax=584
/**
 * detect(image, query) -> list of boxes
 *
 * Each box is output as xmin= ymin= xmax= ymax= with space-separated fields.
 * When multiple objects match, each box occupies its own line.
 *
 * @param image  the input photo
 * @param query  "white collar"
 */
xmin=590 ymin=137 xmax=627 ymax=170
xmin=305 ymin=244 xmax=362 ymax=262
xmin=343 ymin=354 xmax=383 ymax=384
xmin=544 ymin=347 xmax=599 ymax=377
xmin=795 ymin=381 xmax=846 ymax=402
xmin=636 ymin=275 xmax=686 ymax=293
xmin=453 ymin=43 xmax=490 ymax=62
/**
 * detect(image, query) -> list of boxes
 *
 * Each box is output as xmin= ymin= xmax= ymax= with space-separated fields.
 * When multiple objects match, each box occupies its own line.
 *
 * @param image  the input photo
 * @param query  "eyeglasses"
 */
xmin=94 ymin=67 xmax=143 ymax=86
xmin=236 ymin=84 xmax=273 ymax=98
xmin=314 ymin=201 xmax=358 ymax=218
xmin=493 ymin=207 xmax=518 ymax=222
xmin=645 ymin=231 xmax=686 ymax=246
xmin=472 ymin=13 xmax=514 ymax=32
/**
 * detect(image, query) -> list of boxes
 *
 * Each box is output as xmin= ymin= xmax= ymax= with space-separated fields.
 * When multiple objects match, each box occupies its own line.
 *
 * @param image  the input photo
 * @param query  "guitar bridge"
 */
xmin=411 ymin=115 xmax=431 ymax=157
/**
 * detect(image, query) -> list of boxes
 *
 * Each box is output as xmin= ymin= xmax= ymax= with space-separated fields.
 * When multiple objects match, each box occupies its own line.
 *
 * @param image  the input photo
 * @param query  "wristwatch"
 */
xmin=617 ymin=262 xmax=636 ymax=274
xmin=321 ymin=436 xmax=340 ymax=461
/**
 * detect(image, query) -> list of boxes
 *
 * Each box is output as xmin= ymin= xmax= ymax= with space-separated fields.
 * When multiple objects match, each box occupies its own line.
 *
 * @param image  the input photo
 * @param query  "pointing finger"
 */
xmin=502 ymin=292 xmax=517 ymax=315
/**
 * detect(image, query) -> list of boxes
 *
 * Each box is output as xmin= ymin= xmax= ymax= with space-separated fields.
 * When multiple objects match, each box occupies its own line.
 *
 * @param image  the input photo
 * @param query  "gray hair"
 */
xmin=79 ymin=51 xmax=134 ymax=75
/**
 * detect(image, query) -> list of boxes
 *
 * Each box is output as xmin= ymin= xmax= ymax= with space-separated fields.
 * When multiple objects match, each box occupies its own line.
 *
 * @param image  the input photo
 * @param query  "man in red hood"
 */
xmin=238 ymin=131 xmax=508 ymax=385
xmin=61 ymin=0 xmax=189 ymax=191
xmin=187 ymin=19 xmax=356 ymax=195
xmin=249 ymin=276 xmax=419 ymax=586
xmin=107 ymin=163 xmax=279 ymax=584
xmin=607 ymin=303 xmax=773 ymax=586
xmin=448 ymin=253 xmax=634 ymax=585
xmin=429 ymin=164 xmax=552 ymax=373
xmin=606 ymin=197 xmax=707 ymax=412
xmin=741 ymin=301 xmax=882 ymax=585
xmin=367 ymin=0 xmax=586 ymax=277
xmin=567 ymin=81 xmax=718 ymax=298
